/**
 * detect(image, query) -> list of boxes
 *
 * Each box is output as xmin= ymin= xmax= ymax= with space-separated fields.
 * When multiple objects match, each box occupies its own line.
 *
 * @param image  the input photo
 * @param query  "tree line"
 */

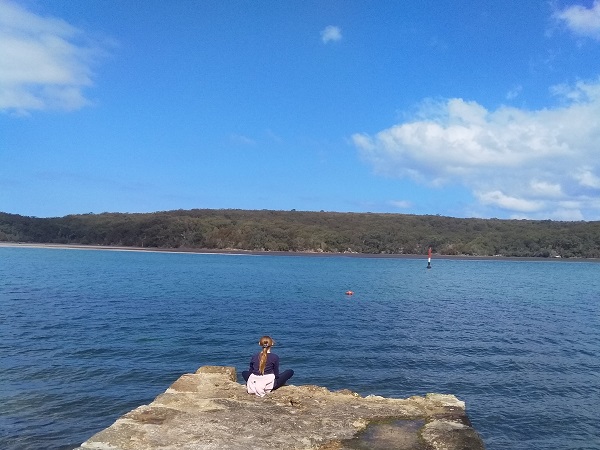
xmin=1 ymin=209 xmax=600 ymax=258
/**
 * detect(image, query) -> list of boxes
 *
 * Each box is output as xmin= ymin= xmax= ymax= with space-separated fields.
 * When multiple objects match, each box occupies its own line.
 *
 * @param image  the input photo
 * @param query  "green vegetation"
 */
xmin=1 ymin=209 xmax=600 ymax=258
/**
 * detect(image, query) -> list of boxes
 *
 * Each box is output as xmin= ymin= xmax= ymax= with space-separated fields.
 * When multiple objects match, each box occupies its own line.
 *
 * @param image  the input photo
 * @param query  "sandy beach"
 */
xmin=2 ymin=241 xmax=597 ymax=262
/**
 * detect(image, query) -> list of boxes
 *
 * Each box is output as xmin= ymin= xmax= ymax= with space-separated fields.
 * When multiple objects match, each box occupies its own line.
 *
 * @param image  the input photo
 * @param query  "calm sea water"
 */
xmin=1 ymin=246 xmax=599 ymax=450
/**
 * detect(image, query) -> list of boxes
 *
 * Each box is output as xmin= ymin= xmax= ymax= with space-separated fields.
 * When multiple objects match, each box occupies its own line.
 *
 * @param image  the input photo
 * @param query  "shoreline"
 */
xmin=1 ymin=241 xmax=598 ymax=262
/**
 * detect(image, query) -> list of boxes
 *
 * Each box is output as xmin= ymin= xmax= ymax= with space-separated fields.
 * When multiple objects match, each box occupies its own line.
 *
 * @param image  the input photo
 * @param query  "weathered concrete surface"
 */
xmin=79 ymin=366 xmax=485 ymax=450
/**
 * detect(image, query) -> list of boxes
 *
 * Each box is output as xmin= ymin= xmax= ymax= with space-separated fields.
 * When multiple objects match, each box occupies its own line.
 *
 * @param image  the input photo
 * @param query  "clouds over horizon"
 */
xmin=352 ymin=79 xmax=600 ymax=220
xmin=0 ymin=0 xmax=106 ymax=114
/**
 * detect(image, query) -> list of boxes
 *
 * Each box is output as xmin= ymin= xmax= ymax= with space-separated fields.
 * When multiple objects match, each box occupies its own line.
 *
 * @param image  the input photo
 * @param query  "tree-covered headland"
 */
xmin=1 ymin=209 xmax=600 ymax=258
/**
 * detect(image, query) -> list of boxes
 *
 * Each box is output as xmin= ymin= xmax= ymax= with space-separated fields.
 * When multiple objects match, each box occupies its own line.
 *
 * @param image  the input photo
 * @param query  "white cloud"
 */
xmin=476 ymin=191 xmax=544 ymax=213
xmin=321 ymin=25 xmax=342 ymax=44
xmin=389 ymin=200 xmax=412 ymax=209
xmin=506 ymin=85 xmax=522 ymax=100
xmin=352 ymin=79 xmax=600 ymax=220
xmin=554 ymin=0 xmax=600 ymax=40
xmin=0 ymin=0 xmax=105 ymax=114
xmin=575 ymin=167 xmax=600 ymax=188
xmin=530 ymin=180 xmax=563 ymax=198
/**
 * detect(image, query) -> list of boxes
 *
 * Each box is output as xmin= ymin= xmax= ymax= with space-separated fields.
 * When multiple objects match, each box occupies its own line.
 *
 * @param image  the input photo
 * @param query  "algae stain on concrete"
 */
xmin=342 ymin=419 xmax=427 ymax=450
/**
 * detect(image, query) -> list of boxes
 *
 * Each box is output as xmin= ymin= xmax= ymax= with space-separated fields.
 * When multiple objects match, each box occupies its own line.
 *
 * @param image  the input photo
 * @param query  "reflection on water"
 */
xmin=343 ymin=420 xmax=426 ymax=450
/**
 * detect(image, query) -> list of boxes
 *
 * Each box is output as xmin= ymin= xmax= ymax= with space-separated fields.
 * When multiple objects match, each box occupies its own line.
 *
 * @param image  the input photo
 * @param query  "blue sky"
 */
xmin=2 ymin=0 xmax=600 ymax=220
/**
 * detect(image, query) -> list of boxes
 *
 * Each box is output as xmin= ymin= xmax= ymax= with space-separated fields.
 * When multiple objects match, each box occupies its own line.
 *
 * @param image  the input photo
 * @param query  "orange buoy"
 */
xmin=345 ymin=290 xmax=354 ymax=296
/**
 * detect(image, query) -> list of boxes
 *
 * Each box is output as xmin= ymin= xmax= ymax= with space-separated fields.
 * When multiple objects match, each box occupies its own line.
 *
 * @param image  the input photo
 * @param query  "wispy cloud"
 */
xmin=389 ymin=200 xmax=412 ymax=209
xmin=352 ymin=79 xmax=600 ymax=220
xmin=554 ymin=0 xmax=600 ymax=40
xmin=321 ymin=25 xmax=342 ymax=44
xmin=506 ymin=85 xmax=522 ymax=100
xmin=229 ymin=133 xmax=256 ymax=146
xmin=0 ymin=0 xmax=107 ymax=114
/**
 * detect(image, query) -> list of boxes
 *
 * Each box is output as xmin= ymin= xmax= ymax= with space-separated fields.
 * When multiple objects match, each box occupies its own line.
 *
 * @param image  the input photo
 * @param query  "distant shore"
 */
xmin=2 ymin=241 xmax=598 ymax=262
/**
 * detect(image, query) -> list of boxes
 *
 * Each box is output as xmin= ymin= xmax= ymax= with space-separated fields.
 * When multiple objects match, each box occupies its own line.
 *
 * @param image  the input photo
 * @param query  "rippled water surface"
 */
xmin=1 ymin=247 xmax=599 ymax=449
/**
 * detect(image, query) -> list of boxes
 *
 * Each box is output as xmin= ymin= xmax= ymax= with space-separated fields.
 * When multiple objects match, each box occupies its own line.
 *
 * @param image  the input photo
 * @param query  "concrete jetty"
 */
xmin=78 ymin=366 xmax=485 ymax=449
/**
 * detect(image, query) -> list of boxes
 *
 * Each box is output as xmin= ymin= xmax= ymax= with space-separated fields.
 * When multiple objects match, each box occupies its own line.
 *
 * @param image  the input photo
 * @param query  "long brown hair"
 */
xmin=258 ymin=335 xmax=274 ymax=374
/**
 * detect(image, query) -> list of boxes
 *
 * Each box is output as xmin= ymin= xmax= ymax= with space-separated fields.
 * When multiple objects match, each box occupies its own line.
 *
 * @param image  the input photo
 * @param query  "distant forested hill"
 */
xmin=1 ymin=209 xmax=600 ymax=258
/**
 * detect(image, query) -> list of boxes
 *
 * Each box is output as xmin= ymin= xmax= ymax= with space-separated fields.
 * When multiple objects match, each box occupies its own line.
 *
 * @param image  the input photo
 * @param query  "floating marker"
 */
xmin=427 ymin=247 xmax=432 ymax=269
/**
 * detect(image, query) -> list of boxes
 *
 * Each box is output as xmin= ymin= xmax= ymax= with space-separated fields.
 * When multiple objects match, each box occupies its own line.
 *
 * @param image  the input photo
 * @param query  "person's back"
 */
xmin=242 ymin=335 xmax=294 ymax=396
xmin=248 ymin=351 xmax=279 ymax=376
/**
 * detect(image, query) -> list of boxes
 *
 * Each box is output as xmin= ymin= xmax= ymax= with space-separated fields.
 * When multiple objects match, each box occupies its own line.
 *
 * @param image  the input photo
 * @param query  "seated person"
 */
xmin=242 ymin=335 xmax=294 ymax=396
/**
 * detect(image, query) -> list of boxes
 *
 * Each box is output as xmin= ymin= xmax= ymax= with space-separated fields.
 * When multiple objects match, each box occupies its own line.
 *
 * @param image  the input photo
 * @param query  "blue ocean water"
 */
xmin=1 ymin=247 xmax=599 ymax=450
